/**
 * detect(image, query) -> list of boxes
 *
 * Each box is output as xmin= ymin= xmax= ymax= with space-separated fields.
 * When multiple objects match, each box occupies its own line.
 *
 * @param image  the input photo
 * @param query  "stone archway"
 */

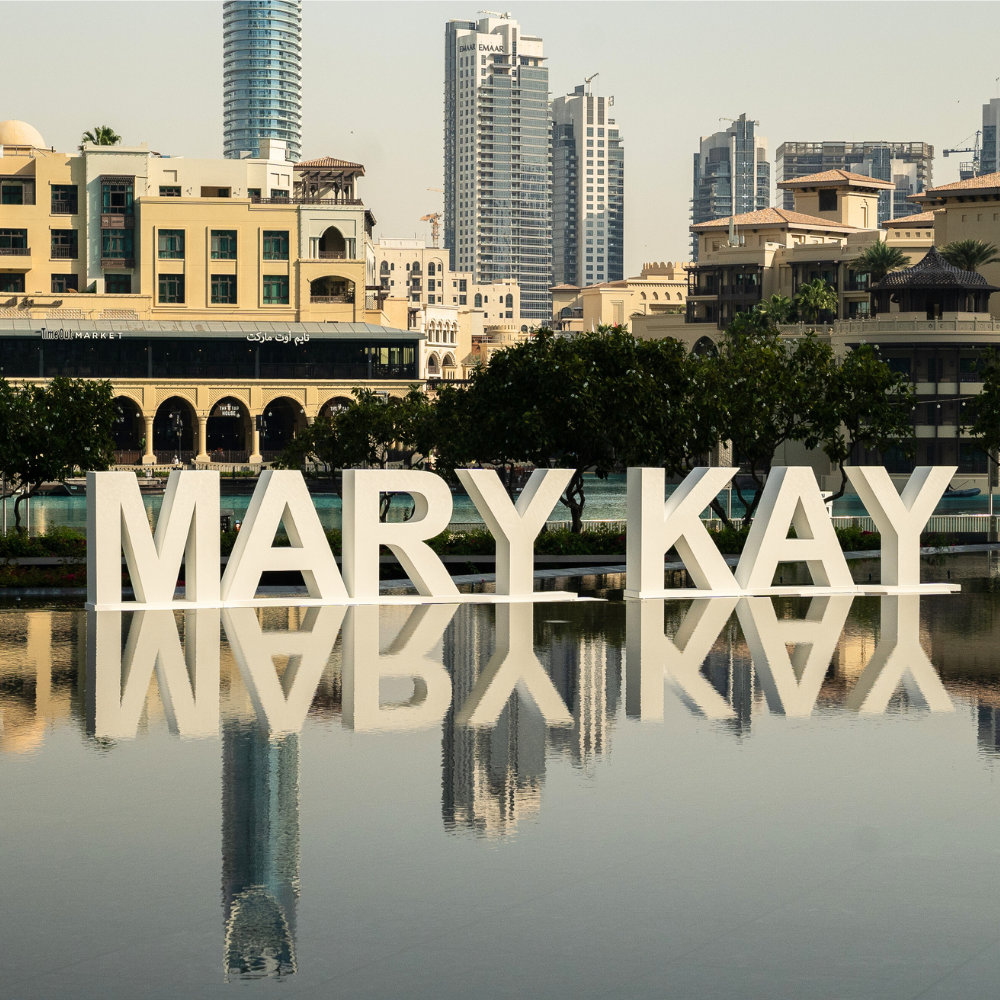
xmin=309 ymin=275 xmax=355 ymax=303
xmin=319 ymin=226 xmax=346 ymax=258
xmin=319 ymin=395 xmax=354 ymax=419
xmin=207 ymin=396 xmax=252 ymax=462
xmin=153 ymin=395 xmax=198 ymax=464
xmin=259 ymin=396 xmax=307 ymax=461
xmin=112 ymin=396 xmax=144 ymax=465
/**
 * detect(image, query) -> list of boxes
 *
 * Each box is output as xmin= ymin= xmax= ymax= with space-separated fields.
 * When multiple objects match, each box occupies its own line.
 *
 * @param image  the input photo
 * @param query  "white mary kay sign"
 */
xmin=85 ymin=464 xmax=960 ymax=611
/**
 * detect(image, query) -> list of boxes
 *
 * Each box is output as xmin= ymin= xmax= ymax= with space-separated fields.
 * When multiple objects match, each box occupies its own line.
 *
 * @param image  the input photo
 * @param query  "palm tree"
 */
xmin=78 ymin=126 xmax=121 ymax=151
xmin=849 ymin=240 xmax=911 ymax=284
xmin=794 ymin=278 xmax=838 ymax=324
xmin=756 ymin=293 xmax=795 ymax=325
xmin=939 ymin=239 xmax=1000 ymax=272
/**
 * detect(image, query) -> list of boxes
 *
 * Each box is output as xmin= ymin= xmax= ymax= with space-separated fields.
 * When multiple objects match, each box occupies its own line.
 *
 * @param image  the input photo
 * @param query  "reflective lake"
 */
xmin=4 ymin=583 xmax=1000 ymax=998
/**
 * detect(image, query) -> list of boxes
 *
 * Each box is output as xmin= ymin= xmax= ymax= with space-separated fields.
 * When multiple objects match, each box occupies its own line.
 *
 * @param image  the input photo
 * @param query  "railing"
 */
xmin=113 ymin=450 xmax=144 ymax=465
xmin=0 ymin=246 xmax=30 ymax=256
xmin=50 ymin=246 xmax=77 ymax=259
xmin=250 ymin=197 xmax=363 ymax=206
xmin=317 ymin=250 xmax=347 ymax=259
xmin=310 ymin=295 xmax=353 ymax=304
xmin=208 ymin=450 xmax=249 ymax=464
xmin=51 ymin=203 xmax=78 ymax=216
xmin=101 ymin=257 xmax=134 ymax=269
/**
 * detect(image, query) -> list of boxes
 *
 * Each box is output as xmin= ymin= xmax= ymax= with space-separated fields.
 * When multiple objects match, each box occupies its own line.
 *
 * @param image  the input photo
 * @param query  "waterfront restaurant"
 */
xmin=0 ymin=319 xmax=422 ymax=464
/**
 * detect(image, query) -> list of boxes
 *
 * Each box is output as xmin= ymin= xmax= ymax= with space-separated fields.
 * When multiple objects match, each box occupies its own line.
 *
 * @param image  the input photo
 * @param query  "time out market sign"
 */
xmin=85 ymin=465 xmax=959 ymax=610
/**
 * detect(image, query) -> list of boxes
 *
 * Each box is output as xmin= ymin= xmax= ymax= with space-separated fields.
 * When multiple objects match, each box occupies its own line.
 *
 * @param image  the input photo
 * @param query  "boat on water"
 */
xmin=944 ymin=484 xmax=981 ymax=499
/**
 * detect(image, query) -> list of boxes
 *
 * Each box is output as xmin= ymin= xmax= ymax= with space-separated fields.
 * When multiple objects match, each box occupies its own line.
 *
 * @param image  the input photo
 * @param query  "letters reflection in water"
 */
xmin=625 ymin=595 xmax=954 ymax=723
xmin=80 ymin=594 xmax=961 ymax=976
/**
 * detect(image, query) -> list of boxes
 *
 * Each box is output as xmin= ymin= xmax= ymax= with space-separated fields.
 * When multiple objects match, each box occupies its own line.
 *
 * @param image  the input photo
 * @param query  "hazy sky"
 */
xmin=5 ymin=1 xmax=1000 ymax=272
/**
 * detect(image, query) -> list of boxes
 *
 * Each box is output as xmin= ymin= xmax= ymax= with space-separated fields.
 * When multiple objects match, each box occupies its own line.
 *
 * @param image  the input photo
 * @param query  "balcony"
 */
xmin=101 ymin=257 xmax=134 ymax=270
xmin=0 ymin=246 xmax=30 ymax=256
xmin=310 ymin=294 xmax=353 ymax=304
xmin=50 ymin=246 xmax=77 ymax=259
xmin=250 ymin=196 xmax=364 ymax=206
xmin=101 ymin=214 xmax=134 ymax=229
xmin=317 ymin=250 xmax=347 ymax=260
xmin=51 ymin=203 xmax=78 ymax=216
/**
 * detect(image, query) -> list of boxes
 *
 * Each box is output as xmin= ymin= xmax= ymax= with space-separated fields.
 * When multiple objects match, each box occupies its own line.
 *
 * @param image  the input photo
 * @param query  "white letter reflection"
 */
xmin=625 ymin=598 xmax=738 ymax=721
xmin=737 ymin=596 xmax=853 ymax=716
xmin=845 ymin=596 xmax=953 ymax=714
xmin=87 ymin=609 xmax=221 ymax=738
xmin=342 ymin=603 xmax=457 ymax=731
xmin=454 ymin=603 xmax=573 ymax=728
xmin=223 ymin=606 xmax=346 ymax=734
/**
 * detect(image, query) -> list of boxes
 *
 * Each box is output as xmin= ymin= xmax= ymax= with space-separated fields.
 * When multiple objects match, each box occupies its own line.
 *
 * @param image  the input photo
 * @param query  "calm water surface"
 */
xmin=4 ymin=576 xmax=1000 ymax=998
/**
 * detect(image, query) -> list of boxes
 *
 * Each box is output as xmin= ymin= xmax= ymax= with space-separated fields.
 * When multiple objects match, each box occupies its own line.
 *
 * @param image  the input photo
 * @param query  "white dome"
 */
xmin=0 ymin=120 xmax=45 ymax=148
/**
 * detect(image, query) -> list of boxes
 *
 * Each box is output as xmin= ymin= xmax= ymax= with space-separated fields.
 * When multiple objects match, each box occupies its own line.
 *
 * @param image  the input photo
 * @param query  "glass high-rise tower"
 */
xmin=444 ymin=15 xmax=552 ymax=322
xmin=223 ymin=0 xmax=303 ymax=162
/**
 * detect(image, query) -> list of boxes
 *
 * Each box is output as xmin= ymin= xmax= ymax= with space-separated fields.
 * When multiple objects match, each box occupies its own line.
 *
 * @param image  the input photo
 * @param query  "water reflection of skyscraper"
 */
xmin=441 ymin=606 xmax=622 ymax=837
xmin=221 ymin=723 xmax=300 ymax=980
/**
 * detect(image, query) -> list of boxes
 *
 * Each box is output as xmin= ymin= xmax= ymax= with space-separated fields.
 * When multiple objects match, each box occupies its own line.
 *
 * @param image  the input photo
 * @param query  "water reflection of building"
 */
xmin=702 ymin=620 xmax=754 ymax=737
xmin=441 ymin=606 xmax=543 ymax=838
xmin=441 ymin=606 xmax=621 ymax=837
xmin=221 ymin=722 xmax=300 ymax=979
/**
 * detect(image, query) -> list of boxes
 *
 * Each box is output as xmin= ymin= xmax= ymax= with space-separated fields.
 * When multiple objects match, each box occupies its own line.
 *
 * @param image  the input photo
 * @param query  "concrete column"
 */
xmin=142 ymin=414 xmax=156 ymax=466
xmin=249 ymin=425 xmax=262 ymax=465
xmin=196 ymin=415 xmax=210 ymax=463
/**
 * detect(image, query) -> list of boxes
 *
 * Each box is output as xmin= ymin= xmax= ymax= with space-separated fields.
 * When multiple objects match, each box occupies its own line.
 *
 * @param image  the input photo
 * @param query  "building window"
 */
xmin=158 ymin=229 xmax=185 ymax=259
xmin=1 ymin=179 xmax=35 ymax=205
xmin=211 ymin=230 xmax=237 ymax=259
xmin=158 ymin=273 xmax=185 ymax=304
xmin=0 ymin=228 xmax=27 ymax=250
xmin=211 ymin=274 xmax=237 ymax=304
xmin=459 ymin=279 xmax=467 ymax=292
xmin=159 ymin=186 xmax=181 ymax=197
xmin=459 ymin=295 xmax=467 ymax=305
xmin=270 ymin=189 xmax=289 ymax=200
xmin=819 ymin=190 xmax=837 ymax=212
xmin=105 ymin=275 xmax=131 ymax=293
xmin=101 ymin=229 xmax=133 ymax=259
xmin=51 ymin=185 xmax=78 ymax=214
xmin=428 ymin=294 xmax=436 ymax=304
xmin=263 ymin=275 xmax=289 ymax=305
xmin=263 ymin=230 xmax=289 ymax=260
xmin=248 ymin=188 xmax=261 ymax=201
xmin=50 ymin=230 xmax=78 ymax=259
xmin=505 ymin=293 xmax=513 ymax=308
xmin=201 ymin=187 xmax=230 ymax=198
xmin=51 ymin=274 xmax=79 ymax=293
xmin=0 ymin=274 xmax=24 ymax=293
xmin=102 ymin=179 xmax=134 ymax=215
xmin=428 ymin=262 xmax=436 ymax=275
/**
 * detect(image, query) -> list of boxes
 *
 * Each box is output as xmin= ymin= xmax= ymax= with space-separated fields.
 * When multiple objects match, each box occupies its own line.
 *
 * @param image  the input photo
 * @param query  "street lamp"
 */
xmin=170 ymin=409 xmax=183 ymax=465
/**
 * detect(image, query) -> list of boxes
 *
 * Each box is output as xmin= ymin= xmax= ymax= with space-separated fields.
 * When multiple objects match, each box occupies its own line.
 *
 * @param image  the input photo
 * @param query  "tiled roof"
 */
xmin=919 ymin=171 xmax=1000 ymax=194
xmin=777 ymin=169 xmax=894 ymax=189
xmin=691 ymin=207 xmax=855 ymax=231
xmin=871 ymin=245 xmax=999 ymax=291
xmin=882 ymin=211 xmax=936 ymax=228
xmin=295 ymin=156 xmax=365 ymax=171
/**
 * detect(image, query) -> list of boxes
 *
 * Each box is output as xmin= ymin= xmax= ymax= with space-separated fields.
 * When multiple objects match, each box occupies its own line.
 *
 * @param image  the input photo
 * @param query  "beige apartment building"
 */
xmin=0 ymin=120 xmax=422 ymax=465
xmin=551 ymin=261 xmax=688 ymax=333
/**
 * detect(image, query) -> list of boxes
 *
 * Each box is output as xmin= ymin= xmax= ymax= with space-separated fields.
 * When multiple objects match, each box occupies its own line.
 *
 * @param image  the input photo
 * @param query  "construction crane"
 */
xmin=584 ymin=72 xmax=599 ymax=94
xmin=944 ymin=130 xmax=981 ymax=179
xmin=420 ymin=213 xmax=442 ymax=247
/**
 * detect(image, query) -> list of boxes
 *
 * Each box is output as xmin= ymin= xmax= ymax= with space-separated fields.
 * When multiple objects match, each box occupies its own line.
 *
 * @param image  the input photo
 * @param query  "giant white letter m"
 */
xmin=86 ymin=470 xmax=220 ymax=609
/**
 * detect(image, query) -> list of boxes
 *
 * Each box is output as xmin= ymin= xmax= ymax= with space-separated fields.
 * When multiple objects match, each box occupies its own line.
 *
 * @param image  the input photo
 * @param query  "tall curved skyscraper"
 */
xmin=223 ymin=0 xmax=303 ymax=162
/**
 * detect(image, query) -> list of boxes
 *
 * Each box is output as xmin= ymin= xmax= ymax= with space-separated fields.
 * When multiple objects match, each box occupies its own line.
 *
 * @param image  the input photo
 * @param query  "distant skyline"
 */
xmin=6 ymin=1 xmax=1000 ymax=272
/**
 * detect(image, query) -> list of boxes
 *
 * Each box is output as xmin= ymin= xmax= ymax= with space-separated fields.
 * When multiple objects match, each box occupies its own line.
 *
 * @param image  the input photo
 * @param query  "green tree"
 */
xmin=0 ymin=378 xmax=116 ymax=531
xmin=849 ymin=240 xmax=911 ymax=284
xmin=705 ymin=324 xmax=834 ymax=525
xmin=793 ymin=278 xmax=839 ymax=324
xmin=811 ymin=344 xmax=916 ymax=501
xmin=964 ymin=347 xmax=1000 ymax=480
xmin=756 ymin=293 xmax=796 ymax=325
xmin=939 ymin=239 xmax=1000 ymax=272
xmin=78 ymin=125 xmax=121 ymax=151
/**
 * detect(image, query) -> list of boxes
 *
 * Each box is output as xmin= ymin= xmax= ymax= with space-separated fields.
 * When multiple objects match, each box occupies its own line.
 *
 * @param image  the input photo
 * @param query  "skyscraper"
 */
xmin=981 ymin=100 xmax=1000 ymax=176
xmin=223 ymin=0 xmax=303 ymax=162
xmin=552 ymin=84 xmax=624 ymax=286
xmin=691 ymin=114 xmax=769 ymax=260
xmin=444 ymin=14 xmax=552 ymax=322
xmin=775 ymin=141 xmax=933 ymax=224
